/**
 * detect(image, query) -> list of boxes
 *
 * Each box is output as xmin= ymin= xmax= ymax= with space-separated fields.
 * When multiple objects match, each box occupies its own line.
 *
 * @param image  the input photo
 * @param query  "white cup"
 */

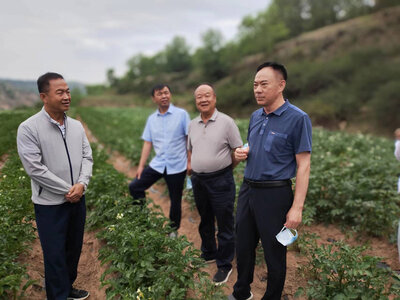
xmin=275 ymin=226 xmax=298 ymax=246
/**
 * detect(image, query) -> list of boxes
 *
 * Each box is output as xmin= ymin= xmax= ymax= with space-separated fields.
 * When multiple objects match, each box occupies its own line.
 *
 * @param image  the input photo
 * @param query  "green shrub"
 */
xmin=305 ymin=129 xmax=400 ymax=237
xmin=0 ymin=109 xmax=36 ymax=156
xmin=296 ymin=234 xmax=400 ymax=299
xmin=368 ymin=79 xmax=400 ymax=131
xmin=0 ymin=154 xmax=36 ymax=299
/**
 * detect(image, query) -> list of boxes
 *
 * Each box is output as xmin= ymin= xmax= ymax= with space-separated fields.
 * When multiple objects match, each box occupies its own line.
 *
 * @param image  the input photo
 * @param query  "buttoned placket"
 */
xmin=160 ymin=113 xmax=167 ymax=171
xmin=259 ymin=114 xmax=270 ymax=136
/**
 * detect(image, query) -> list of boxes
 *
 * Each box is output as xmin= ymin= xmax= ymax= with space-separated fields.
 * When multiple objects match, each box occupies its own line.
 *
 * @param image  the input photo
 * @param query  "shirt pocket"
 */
xmin=264 ymin=131 xmax=288 ymax=152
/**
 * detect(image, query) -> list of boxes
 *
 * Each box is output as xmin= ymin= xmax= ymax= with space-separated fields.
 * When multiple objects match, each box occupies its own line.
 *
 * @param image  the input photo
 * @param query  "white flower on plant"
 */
xmin=108 ymin=225 xmax=115 ymax=232
xmin=2 ymin=175 xmax=6 ymax=179
xmin=116 ymin=213 xmax=124 ymax=219
xmin=136 ymin=288 xmax=144 ymax=299
xmin=19 ymin=168 xmax=24 ymax=171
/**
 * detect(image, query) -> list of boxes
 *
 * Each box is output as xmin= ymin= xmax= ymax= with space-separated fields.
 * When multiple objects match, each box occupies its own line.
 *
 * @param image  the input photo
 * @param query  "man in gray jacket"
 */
xmin=17 ymin=72 xmax=93 ymax=300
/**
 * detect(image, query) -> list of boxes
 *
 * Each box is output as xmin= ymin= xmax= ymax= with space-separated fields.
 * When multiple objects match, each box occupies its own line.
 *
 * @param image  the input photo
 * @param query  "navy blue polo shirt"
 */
xmin=244 ymin=100 xmax=312 ymax=181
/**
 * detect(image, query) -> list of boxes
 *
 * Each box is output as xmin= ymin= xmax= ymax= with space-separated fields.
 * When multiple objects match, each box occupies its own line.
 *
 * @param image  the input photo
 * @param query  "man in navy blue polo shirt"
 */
xmin=229 ymin=62 xmax=312 ymax=300
xmin=128 ymin=84 xmax=190 ymax=235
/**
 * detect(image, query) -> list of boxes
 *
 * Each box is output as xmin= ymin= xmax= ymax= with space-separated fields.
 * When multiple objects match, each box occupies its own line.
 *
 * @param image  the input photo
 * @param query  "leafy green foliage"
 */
xmin=305 ymin=128 xmax=400 ymax=237
xmin=0 ymin=154 xmax=36 ymax=299
xmin=287 ymin=47 xmax=400 ymax=131
xmin=77 ymin=107 xmax=153 ymax=165
xmin=296 ymin=234 xmax=400 ymax=299
xmin=0 ymin=109 xmax=36 ymax=156
xmin=85 ymin=146 xmax=224 ymax=299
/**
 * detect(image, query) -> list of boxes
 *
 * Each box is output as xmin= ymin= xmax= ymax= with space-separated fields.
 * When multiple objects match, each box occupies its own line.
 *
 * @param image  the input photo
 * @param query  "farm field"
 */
xmin=1 ymin=106 xmax=400 ymax=299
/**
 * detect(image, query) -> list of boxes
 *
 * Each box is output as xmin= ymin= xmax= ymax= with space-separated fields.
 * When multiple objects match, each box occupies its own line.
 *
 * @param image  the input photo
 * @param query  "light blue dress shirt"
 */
xmin=142 ymin=104 xmax=190 ymax=174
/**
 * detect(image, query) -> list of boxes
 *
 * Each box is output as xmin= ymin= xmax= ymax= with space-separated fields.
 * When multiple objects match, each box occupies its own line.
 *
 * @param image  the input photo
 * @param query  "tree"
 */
xmin=164 ymin=36 xmax=192 ymax=73
xmin=106 ymin=68 xmax=117 ymax=87
xmin=193 ymin=29 xmax=227 ymax=81
xmin=236 ymin=2 xmax=289 ymax=55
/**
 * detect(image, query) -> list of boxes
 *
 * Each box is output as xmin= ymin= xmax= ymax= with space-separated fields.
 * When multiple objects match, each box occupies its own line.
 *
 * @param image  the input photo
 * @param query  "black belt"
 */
xmin=192 ymin=165 xmax=232 ymax=178
xmin=244 ymin=178 xmax=291 ymax=188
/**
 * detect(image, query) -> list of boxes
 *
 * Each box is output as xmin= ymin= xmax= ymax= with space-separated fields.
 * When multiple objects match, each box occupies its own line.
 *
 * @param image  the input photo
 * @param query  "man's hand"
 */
xmin=234 ymin=146 xmax=249 ymax=162
xmin=187 ymin=161 xmax=192 ymax=176
xmin=136 ymin=165 xmax=144 ymax=180
xmin=284 ymin=206 xmax=303 ymax=229
xmin=65 ymin=183 xmax=84 ymax=203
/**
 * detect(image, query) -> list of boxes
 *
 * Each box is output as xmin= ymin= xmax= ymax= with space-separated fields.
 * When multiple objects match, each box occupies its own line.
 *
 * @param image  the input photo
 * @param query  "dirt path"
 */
xmin=19 ymin=227 xmax=108 ymax=299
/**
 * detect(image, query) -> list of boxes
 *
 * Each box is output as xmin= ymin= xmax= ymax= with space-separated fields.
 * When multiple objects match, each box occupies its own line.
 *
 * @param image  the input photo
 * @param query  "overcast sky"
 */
xmin=0 ymin=0 xmax=271 ymax=84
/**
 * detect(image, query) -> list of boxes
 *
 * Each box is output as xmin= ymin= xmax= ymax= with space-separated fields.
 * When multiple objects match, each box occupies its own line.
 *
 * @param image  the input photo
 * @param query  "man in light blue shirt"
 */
xmin=129 ymin=84 xmax=190 ymax=233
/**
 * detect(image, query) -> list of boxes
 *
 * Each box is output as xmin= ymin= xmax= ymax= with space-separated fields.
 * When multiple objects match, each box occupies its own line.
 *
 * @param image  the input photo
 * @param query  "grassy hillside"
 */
xmin=215 ymin=6 xmax=400 ymax=135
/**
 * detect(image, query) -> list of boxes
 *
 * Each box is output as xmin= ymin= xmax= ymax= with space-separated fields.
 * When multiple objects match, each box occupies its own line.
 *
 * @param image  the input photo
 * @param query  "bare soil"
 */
xmin=19 ymin=121 xmax=400 ymax=300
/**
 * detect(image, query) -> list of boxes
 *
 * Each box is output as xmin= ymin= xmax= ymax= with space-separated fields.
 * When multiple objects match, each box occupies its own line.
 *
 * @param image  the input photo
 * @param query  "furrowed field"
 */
xmin=1 ymin=106 xmax=400 ymax=299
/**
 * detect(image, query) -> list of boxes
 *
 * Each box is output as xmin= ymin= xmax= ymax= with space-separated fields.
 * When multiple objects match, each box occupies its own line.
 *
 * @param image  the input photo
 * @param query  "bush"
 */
xmin=368 ymin=79 xmax=400 ymax=132
xmin=305 ymin=129 xmax=400 ymax=237
xmin=296 ymin=234 xmax=400 ymax=299
xmin=0 ymin=154 xmax=36 ymax=299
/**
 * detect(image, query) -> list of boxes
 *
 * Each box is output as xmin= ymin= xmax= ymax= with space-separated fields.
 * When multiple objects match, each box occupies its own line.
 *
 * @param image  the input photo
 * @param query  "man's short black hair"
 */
xmin=37 ymin=72 xmax=64 ymax=93
xmin=151 ymin=84 xmax=171 ymax=96
xmin=256 ymin=62 xmax=287 ymax=81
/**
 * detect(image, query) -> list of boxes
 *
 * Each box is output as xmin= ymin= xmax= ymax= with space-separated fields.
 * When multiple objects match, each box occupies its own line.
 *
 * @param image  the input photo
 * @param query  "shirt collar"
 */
xmin=261 ymin=99 xmax=290 ymax=117
xmin=197 ymin=108 xmax=218 ymax=123
xmin=157 ymin=103 xmax=174 ymax=116
xmin=41 ymin=106 xmax=66 ymax=126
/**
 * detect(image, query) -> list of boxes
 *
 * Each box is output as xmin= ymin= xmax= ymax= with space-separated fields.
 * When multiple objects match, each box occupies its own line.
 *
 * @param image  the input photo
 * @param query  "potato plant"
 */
xmin=0 ymin=154 xmax=36 ymax=299
xmin=296 ymin=233 xmax=400 ymax=299
xmin=85 ymin=146 xmax=224 ymax=299
xmin=76 ymin=107 xmax=153 ymax=164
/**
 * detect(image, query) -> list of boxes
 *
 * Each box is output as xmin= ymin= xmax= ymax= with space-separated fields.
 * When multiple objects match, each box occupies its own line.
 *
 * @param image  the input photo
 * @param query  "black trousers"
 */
xmin=34 ymin=197 xmax=86 ymax=300
xmin=233 ymin=182 xmax=293 ymax=300
xmin=128 ymin=166 xmax=186 ymax=229
xmin=191 ymin=167 xmax=235 ymax=271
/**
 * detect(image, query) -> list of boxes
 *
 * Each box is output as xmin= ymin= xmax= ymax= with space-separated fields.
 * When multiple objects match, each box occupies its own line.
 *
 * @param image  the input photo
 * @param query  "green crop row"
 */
xmin=296 ymin=233 xmax=400 ymax=299
xmin=0 ymin=153 xmax=36 ymax=299
xmin=76 ymin=107 xmax=153 ymax=165
xmin=305 ymin=129 xmax=400 ymax=237
xmin=85 ymin=145 xmax=224 ymax=299
xmin=0 ymin=109 xmax=37 ymax=156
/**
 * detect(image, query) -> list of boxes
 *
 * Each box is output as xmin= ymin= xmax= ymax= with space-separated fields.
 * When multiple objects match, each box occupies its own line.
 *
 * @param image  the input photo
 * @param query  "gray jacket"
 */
xmin=17 ymin=107 xmax=93 ymax=205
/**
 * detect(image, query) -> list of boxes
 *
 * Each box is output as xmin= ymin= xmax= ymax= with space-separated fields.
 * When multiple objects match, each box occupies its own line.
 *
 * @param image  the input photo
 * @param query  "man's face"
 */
xmin=41 ymin=79 xmax=71 ymax=113
xmin=253 ymin=67 xmax=285 ymax=107
xmin=194 ymin=85 xmax=216 ymax=115
xmin=152 ymin=86 xmax=171 ymax=110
